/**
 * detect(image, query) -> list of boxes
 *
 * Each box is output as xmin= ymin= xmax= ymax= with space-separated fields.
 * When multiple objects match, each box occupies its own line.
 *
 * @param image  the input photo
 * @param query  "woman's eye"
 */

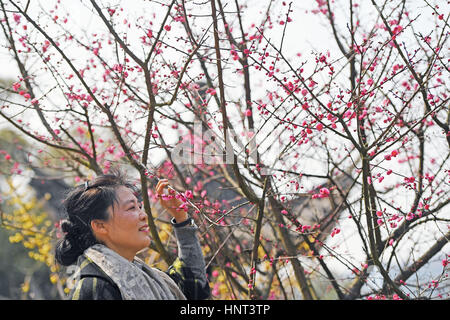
xmin=127 ymin=201 xmax=142 ymax=211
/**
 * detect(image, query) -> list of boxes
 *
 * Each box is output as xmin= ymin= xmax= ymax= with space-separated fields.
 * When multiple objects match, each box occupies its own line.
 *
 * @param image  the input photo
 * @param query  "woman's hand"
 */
xmin=155 ymin=179 xmax=188 ymax=224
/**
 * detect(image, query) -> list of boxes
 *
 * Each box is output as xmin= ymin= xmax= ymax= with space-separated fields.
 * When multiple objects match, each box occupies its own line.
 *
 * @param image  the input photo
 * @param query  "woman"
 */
xmin=55 ymin=171 xmax=210 ymax=300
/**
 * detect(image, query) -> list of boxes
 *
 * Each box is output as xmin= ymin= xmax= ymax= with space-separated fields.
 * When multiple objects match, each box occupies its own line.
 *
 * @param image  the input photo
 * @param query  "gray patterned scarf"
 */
xmin=84 ymin=244 xmax=186 ymax=300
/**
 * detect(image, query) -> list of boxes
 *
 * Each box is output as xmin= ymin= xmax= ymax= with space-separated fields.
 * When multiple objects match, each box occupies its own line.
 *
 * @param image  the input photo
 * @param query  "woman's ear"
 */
xmin=91 ymin=219 xmax=108 ymax=236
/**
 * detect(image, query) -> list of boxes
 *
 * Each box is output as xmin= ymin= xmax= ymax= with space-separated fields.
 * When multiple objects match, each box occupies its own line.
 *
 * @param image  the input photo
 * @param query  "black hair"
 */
xmin=54 ymin=170 xmax=139 ymax=266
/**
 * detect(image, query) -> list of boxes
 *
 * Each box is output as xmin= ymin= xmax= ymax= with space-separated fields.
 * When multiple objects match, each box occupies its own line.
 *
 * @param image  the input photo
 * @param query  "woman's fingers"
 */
xmin=156 ymin=179 xmax=176 ymax=197
xmin=156 ymin=179 xmax=168 ymax=195
xmin=155 ymin=179 xmax=189 ymax=222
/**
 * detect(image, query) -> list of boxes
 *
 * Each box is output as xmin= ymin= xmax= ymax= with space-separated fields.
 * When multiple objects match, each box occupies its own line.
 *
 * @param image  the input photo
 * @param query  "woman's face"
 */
xmin=99 ymin=186 xmax=151 ymax=260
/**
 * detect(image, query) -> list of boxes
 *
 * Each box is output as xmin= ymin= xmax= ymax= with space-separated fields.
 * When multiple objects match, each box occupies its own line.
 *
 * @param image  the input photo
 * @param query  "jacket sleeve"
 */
xmin=69 ymin=276 xmax=122 ymax=300
xmin=167 ymin=218 xmax=210 ymax=300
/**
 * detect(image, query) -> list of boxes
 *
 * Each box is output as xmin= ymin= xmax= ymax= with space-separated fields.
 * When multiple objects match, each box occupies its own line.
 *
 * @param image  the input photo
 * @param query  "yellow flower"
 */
xmin=219 ymin=283 xmax=228 ymax=293
xmin=21 ymin=282 xmax=30 ymax=293
xmin=9 ymin=233 xmax=23 ymax=243
xmin=50 ymin=274 xmax=59 ymax=284
xmin=22 ymin=230 xmax=33 ymax=236
xmin=23 ymin=221 xmax=33 ymax=230
xmin=40 ymin=243 xmax=51 ymax=255
xmin=159 ymin=230 xmax=169 ymax=242
xmin=161 ymin=223 xmax=172 ymax=232
xmin=202 ymin=246 xmax=211 ymax=255
xmin=155 ymin=260 xmax=168 ymax=271
xmin=5 ymin=181 xmax=65 ymax=294
xmin=23 ymin=241 xmax=35 ymax=249
xmin=258 ymin=246 xmax=265 ymax=259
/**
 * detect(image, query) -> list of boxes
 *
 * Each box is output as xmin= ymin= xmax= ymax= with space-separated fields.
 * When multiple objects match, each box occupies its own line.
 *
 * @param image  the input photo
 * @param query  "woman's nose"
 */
xmin=139 ymin=206 xmax=146 ymax=219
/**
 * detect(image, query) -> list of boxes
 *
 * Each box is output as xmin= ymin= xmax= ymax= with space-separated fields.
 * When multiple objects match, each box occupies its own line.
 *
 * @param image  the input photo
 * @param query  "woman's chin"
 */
xmin=136 ymin=239 xmax=151 ymax=255
xmin=142 ymin=236 xmax=151 ymax=247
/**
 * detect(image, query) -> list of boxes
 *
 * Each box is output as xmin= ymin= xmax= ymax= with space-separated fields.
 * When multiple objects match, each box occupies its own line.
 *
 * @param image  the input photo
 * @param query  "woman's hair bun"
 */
xmin=55 ymin=219 xmax=85 ymax=266
xmin=60 ymin=219 xmax=75 ymax=234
